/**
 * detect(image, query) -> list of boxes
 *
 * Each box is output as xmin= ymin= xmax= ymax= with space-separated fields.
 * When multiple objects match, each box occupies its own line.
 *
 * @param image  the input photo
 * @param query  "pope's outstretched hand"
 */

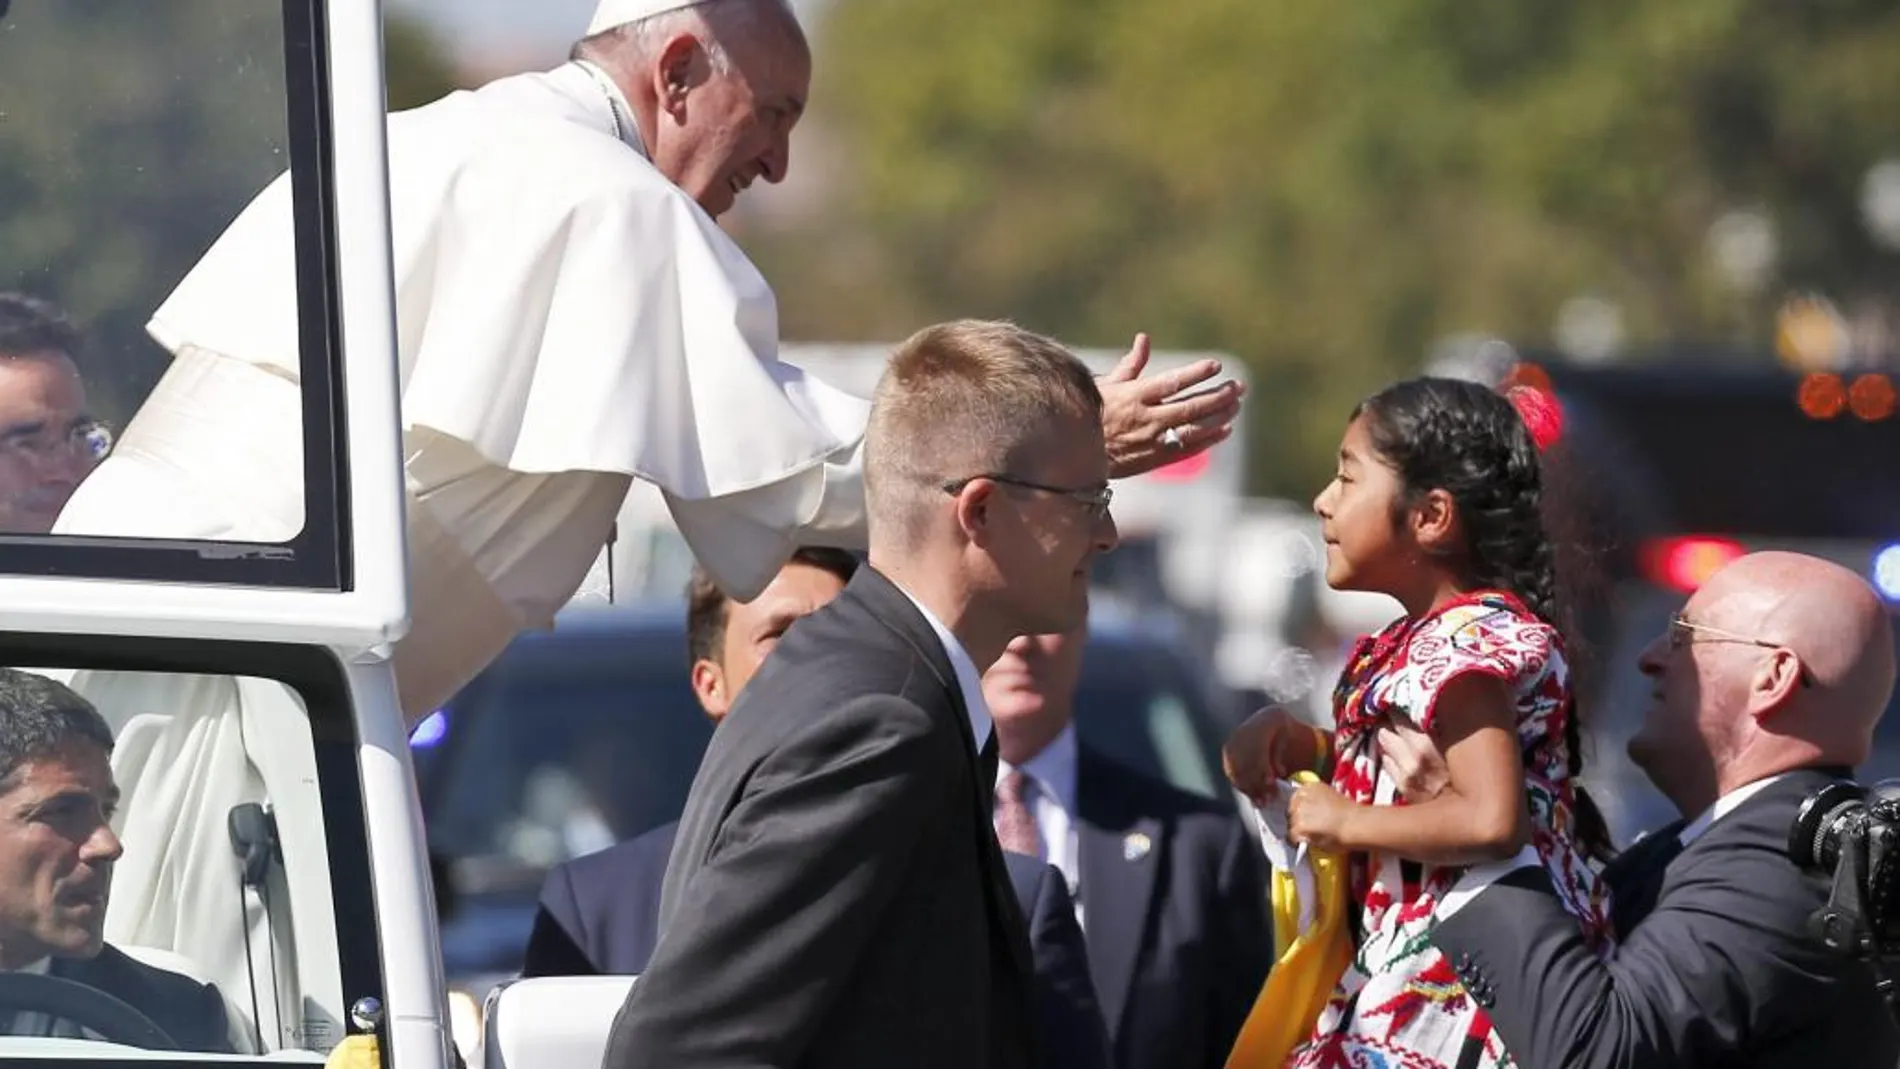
xmin=1098 ymin=332 xmax=1246 ymax=478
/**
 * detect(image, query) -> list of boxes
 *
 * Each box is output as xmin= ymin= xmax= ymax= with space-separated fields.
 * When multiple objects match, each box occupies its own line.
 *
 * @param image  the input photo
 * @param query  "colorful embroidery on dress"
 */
xmin=1284 ymin=592 xmax=1612 ymax=1069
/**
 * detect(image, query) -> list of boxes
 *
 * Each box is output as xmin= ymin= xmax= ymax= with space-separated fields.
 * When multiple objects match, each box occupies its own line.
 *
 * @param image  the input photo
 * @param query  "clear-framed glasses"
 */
xmin=941 ymin=473 xmax=1113 ymax=520
xmin=0 ymin=418 xmax=114 ymax=466
xmin=1668 ymin=612 xmax=1814 ymax=688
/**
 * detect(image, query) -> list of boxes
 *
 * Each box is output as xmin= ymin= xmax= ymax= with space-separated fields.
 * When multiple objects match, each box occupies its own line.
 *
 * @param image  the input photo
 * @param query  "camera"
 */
xmin=1789 ymin=779 xmax=1900 ymax=1009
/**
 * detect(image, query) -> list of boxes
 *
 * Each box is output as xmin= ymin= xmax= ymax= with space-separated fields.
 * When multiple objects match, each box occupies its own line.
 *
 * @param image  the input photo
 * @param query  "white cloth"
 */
xmin=996 ymin=724 xmax=1080 ymax=918
xmin=1252 ymin=786 xmax=1318 ymax=939
xmin=57 ymin=60 xmax=876 ymax=716
xmin=130 ymin=59 xmax=871 ymax=606
xmin=892 ymin=583 xmax=991 ymax=756
xmin=587 ymin=0 xmax=720 ymax=34
xmin=68 ymin=672 xmax=327 ymax=1053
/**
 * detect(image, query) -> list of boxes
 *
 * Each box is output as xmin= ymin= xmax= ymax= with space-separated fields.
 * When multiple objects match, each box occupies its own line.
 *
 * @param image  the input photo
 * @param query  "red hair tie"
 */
xmin=1505 ymin=385 xmax=1564 ymax=451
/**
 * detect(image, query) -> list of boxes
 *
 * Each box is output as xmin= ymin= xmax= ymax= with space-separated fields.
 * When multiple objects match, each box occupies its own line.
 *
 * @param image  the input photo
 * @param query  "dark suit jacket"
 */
xmin=528 ymin=821 xmax=1110 ymax=1069
xmin=602 ymin=566 xmax=1038 ymax=1069
xmin=521 ymin=821 xmax=674 ymax=979
xmin=51 ymin=944 xmax=234 ymax=1052
xmin=1074 ymin=749 xmax=1271 ymax=1069
xmin=1434 ymin=767 xmax=1900 ymax=1069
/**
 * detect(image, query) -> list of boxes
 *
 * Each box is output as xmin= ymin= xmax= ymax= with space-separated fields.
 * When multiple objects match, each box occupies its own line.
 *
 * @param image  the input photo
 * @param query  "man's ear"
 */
xmin=1411 ymin=488 xmax=1461 ymax=556
xmin=953 ymin=479 xmax=995 ymax=546
xmin=652 ymin=32 xmax=704 ymax=115
xmin=691 ymin=658 xmax=729 ymax=722
xmin=1748 ymin=648 xmax=1805 ymax=722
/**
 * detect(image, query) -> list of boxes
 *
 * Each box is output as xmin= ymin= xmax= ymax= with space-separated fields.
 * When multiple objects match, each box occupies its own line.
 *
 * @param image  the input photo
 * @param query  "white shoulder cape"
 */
xmin=148 ymin=62 xmax=866 ymax=496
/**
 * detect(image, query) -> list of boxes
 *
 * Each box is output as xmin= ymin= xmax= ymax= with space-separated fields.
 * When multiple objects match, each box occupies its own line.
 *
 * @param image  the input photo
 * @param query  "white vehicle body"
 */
xmin=0 ymin=0 xmax=449 ymax=1064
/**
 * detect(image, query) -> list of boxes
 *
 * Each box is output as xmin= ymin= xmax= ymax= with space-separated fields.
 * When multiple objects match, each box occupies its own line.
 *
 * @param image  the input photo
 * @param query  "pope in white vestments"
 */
xmin=59 ymin=0 xmax=867 ymax=720
xmin=43 ymin=0 xmax=1244 ymax=1045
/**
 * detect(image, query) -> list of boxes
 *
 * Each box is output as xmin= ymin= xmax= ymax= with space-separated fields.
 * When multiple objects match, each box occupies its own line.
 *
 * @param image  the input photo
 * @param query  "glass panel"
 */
xmin=0 ymin=0 xmax=346 ymax=587
xmin=0 ymin=662 xmax=359 ymax=1061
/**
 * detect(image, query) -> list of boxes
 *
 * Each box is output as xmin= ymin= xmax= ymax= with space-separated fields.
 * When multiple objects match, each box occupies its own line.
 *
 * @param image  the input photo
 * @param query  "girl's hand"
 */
xmin=1288 ymin=780 xmax=1358 ymax=853
xmin=1222 ymin=705 xmax=1323 ymax=804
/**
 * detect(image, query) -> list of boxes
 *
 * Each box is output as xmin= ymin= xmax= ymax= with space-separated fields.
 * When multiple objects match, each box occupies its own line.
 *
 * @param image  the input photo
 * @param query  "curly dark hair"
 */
xmin=1353 ymin=376 xmax=1612 ymax=861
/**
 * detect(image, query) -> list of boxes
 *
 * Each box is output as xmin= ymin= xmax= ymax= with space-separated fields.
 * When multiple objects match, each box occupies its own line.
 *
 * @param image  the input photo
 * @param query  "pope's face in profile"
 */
xmin=657 ymin=10 xmax=810 ymax=219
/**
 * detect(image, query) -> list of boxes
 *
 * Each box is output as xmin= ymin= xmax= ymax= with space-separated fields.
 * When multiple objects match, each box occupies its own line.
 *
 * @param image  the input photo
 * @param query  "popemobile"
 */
xmin=0 ymin=0 xmax=669 ymax=1064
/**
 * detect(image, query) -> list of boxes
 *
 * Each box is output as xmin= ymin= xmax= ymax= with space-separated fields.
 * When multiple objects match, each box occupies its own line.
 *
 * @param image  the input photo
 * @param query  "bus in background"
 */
xmin=1522 ymin=357 xmax=1900 ymax=845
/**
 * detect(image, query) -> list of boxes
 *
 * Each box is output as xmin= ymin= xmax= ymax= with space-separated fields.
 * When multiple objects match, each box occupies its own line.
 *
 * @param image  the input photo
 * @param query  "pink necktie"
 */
xmin=994 ymin=768 xmax=1044 ymax=857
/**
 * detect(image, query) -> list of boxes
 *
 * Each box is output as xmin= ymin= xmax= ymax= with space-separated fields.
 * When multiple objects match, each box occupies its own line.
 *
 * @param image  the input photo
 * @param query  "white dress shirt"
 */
xmin=1676 ymin=773 xmax=1788 ymax=848
xmin=996 ymin=722 xmax=1084 ymax=928
xmin=893 ymin=584 xmax=991 ymax=755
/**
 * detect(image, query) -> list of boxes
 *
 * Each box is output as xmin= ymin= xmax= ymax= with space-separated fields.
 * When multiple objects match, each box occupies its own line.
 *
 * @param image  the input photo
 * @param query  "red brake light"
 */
xmin=1641 ymin=537 xmax=1746 ymax=593
xmin=1147 ymin=450 xmax=1212 ymax=483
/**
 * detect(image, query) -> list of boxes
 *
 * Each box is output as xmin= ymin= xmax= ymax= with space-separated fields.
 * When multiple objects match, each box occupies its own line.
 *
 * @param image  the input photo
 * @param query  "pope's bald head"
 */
xmin=1699 ymin=551 xmax=1896 ymax=764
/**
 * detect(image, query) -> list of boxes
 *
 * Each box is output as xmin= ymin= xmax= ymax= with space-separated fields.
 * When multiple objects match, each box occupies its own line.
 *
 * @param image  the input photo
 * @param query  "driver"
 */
xmin=0 ymin=668 xmax=233 ymax=1049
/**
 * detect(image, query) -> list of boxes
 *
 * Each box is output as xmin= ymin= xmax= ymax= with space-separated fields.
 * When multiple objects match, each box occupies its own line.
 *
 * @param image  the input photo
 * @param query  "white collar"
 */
xmin=893 ymin=584 xmax=991 ymax=755
xmin=1 ymin=957 xmax=49 ymax=975
xmin=999 ymin=721 xmax=1079 ymax=818
xmin=565 ymin=60 xmax=650 ymax=159
xmin=1678 ymin=773 xmax=1790 ymax=847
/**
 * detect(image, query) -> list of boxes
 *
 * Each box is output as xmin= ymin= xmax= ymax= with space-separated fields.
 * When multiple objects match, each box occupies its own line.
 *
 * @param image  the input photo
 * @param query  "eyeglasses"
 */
xmin=941 ymin=473 xmax=1113 ymax=520
xmin=0 ymin=419 xmax=113 ymax=466
xmin=1668 ymin=613 xmax=1814 ymax=688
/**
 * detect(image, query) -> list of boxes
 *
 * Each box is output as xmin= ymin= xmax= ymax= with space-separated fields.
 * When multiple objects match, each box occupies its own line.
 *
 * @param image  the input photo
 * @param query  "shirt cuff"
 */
xmin=1436 ymin=845 xmax=1540 ymax=921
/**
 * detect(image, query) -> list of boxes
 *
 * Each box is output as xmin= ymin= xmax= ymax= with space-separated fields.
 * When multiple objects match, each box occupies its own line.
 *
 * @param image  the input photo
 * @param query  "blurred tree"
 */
xmin=0 ymin=1 xmax=457 ymax=426
xmin=0 ymin=0 xmax=292 ymax=423
xmin=385 ymin=12 xmax=461 ymax=111
xmin=747 ymin=0 xmax=1900 ymax=496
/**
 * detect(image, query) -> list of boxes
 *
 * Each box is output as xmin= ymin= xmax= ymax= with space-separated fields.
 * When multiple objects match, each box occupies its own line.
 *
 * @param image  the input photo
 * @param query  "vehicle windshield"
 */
xmin=1 ymin=0 xmax=383 ymax=1060
xmin=0 ymin=659 xmax=368 ymax=1063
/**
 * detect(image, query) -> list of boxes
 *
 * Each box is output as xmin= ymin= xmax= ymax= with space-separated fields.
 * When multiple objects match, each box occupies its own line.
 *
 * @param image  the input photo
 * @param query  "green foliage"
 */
xmin=752 ymin=0 xmax=1900 ymax=495
xmin=0 ymin=1 xmax=456 ymax=425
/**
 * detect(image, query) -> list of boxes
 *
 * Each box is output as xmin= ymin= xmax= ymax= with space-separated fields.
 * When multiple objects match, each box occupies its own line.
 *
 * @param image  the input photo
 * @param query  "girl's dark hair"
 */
xmin=1353 ymin=376 xmax=1614 ymax=862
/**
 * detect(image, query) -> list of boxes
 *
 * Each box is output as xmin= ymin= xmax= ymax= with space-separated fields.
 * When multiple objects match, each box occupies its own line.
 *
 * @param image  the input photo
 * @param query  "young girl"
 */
xmin=1225 ymin=376 xmax=1613 ymax=1069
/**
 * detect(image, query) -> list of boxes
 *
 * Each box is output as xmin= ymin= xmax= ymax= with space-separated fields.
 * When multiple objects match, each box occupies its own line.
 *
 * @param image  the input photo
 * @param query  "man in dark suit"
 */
xmin=604 ymin=320 xmax=1136 ymax=1068
xmin=986 ymin=619 xmax=1271 ymax=1069
xmin=1381 ymin=551 xmax=1899 ymax=1067
xmin=523 ymin=550 xmax=1112 ymax=1069
xmin=0 ymin=668 xmax=233 ymax=1051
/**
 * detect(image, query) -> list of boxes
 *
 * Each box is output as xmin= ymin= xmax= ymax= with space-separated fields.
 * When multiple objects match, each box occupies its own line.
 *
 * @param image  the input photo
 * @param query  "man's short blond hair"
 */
xmin=864 ymin=320 xmax=1102 ymax=546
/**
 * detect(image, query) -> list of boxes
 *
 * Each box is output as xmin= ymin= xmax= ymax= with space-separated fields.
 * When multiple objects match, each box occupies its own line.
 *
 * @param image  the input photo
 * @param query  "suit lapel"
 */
xmin=849 ymin=568 xmax=1034 ymax=989
xmin=1603 ymin=820 xmax=1685 ymax=938
xmin=1076 ymin=748 xmax=1161 ymax=1038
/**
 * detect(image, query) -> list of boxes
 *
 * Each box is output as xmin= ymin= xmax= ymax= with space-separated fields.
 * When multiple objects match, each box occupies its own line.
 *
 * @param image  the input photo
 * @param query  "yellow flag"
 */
xmin=1223 ymin=771 xmax=1355 ymax=1069
xmin=323 ymin=1034 xmax=381 ymax=1069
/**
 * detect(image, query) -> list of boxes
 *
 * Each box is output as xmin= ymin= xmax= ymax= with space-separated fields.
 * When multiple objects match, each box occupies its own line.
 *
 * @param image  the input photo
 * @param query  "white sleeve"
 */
xmin=663 ymin=437 xmax=867 ymax=602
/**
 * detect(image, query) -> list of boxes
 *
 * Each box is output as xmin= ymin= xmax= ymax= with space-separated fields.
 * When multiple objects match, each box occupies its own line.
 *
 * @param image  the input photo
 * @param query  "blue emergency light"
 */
xmin=409 ymin=709 xmax=450 ymax=749
xmin=1874 ymin=545 xmax=1900 ymax=602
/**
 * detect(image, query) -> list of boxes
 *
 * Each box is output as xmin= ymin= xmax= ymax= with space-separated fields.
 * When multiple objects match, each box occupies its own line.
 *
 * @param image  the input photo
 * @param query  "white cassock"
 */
xmin=44 ymin=60 xmax=868 ymax=1045
xmin=56 ymin=58 xmax=871 ymax=720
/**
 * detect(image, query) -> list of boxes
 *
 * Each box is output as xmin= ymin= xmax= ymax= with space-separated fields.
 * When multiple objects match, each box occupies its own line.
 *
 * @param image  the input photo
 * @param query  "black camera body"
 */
xmin=1790 ymin=779 xmax=1900 ymax=1008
